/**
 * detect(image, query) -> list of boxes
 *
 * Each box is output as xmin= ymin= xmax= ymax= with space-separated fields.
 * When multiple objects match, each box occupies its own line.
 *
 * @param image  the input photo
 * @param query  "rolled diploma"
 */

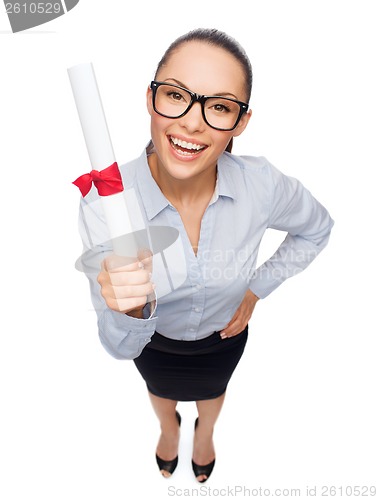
xmin=68 ymin=62 xmax=134 ymax=256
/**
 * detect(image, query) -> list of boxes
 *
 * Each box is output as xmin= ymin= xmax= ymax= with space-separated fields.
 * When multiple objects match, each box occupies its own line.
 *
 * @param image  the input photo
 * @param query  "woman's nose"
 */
xmin=177 ymin=102 xmax=206 ymax=133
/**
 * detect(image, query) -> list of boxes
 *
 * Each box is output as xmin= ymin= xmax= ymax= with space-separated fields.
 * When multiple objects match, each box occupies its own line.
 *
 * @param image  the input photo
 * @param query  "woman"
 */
xmin=77 ymin=28 xmax=334 ymax=482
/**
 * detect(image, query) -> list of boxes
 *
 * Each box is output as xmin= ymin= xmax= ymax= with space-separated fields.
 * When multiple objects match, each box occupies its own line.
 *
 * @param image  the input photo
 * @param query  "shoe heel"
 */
xmin=156 ymin=411 xmax=181 ymax=477
xmin=192 ymin=417 xmax=215 ymax=483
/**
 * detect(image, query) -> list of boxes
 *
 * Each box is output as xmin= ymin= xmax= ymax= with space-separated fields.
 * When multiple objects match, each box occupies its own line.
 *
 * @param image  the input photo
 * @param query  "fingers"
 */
xmin=104 ymin=295 xmax=149 ymax=314
xmin=220 ymin=290 xmax=259 ymax=339
xmin=137 ymin=248 xmax=153 ymax=274
xmin=107 ymin=267 xmax=150 ymax=287
xmin=99 ymin=276 xmax=155 ymax=313
xmin=98 ymin=251 xmax=155 ymax=314
xmin=110 ymin=282 xmax=156 ymax=301
xmin=98 ymin=270 xmax=155 ymax=297
xmin=102 ymin=254 xmax=139 ymax=272
xmin=220 ymin=317 xmax=246 ymax=339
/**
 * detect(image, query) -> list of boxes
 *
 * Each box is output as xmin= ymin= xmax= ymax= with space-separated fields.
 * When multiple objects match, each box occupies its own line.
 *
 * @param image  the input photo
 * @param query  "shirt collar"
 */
xmin=216 ymin=153 xmax=238 ymax=201
xmin=137 ymin=146 xmax=237 ymax=221
xmin=136 ymin=147 xmax=170 ymax=221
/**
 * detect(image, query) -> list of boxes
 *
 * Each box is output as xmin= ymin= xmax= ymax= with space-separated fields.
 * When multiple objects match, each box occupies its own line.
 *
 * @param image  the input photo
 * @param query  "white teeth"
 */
xmin=170 ymin=136 xmax=205 ymax=151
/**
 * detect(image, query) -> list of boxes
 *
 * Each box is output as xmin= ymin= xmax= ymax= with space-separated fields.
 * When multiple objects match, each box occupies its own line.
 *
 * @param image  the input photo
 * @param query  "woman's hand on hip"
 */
xmin=220 ymin=289 xmax=259 ymax=339
xmin=97 ymin=250 xmax=155 ymax=316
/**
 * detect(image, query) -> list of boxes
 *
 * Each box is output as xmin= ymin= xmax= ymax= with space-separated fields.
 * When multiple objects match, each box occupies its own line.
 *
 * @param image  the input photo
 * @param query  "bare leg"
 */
xmin=193 ymin=392 xmax=226 ymax=482
xmin=148 ymin=391 xmax=180 ymax=478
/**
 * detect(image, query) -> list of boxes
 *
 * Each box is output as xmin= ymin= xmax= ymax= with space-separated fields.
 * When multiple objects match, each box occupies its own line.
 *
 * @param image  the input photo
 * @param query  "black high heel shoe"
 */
xmin=156 ymin=411 xmax=181 ymax=477
xmin=192 ymin=417 xmax=216 ymax=483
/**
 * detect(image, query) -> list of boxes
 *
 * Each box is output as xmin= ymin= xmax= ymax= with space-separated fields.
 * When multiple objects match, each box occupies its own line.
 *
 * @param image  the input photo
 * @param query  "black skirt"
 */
xmin=133 ymin=326 xmax=248 ymax=401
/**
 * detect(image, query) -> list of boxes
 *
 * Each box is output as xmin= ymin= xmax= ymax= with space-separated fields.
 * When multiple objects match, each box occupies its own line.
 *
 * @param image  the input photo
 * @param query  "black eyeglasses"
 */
xmin=150 ymin=81 xmax=249 ymax=131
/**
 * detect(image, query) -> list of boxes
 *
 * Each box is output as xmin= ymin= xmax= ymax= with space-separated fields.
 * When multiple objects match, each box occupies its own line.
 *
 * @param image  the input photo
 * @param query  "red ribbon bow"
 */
xmin=72 ymin=162 xmax=124 ymax=197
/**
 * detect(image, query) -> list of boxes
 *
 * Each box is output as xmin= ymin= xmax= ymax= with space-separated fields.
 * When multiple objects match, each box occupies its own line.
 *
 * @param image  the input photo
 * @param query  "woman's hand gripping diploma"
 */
xmin=97 ymin=251 xmax=155 ymax=319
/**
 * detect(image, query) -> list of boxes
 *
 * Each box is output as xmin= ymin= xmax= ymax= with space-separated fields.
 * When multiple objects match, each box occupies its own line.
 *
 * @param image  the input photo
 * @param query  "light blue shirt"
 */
xmin=77 ymin=146 xmax=334 ymax=360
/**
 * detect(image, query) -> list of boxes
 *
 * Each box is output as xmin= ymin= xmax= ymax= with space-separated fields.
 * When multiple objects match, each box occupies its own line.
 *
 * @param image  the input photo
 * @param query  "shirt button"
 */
xmin=195 ymin=284 xmax=202 ymax=290
xmin=194 ymin=307 xmax=201 ymax=313
xmin=189 ymin=328 xmax=195 ymax=332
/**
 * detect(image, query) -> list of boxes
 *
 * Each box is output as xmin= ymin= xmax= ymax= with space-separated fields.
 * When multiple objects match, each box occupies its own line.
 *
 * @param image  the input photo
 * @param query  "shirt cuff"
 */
xmin=98 ymin=307 xmax=157 ymax=360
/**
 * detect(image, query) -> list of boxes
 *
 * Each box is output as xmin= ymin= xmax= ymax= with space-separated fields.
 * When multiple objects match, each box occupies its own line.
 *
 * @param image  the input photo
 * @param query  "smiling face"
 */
xmin=146 ymin=41 xmax=252 ymax=184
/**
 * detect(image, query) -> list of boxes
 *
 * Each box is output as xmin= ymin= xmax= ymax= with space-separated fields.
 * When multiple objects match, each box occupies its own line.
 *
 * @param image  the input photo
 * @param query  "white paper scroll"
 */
xmin=69 ymin=63 xmax=188 ymax=300
xmin=68 ymin=62 xmax=134 ymax=256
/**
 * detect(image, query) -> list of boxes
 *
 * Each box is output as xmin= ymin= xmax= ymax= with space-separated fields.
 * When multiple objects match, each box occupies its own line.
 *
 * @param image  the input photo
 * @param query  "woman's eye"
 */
xmin=213 ymin=103 xmax=231 ymax=113
xmin=168 ymin=92 xmax=184 ymax=102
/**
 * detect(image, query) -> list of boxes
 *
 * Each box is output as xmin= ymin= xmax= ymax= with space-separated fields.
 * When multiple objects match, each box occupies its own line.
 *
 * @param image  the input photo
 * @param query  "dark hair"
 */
xmin=154 ymin=28 xmax=253 ymax=153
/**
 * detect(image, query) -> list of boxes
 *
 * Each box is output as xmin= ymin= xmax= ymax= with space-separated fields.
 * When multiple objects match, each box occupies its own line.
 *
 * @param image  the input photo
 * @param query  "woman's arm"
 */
xmin=249 ymin=163 xmax=334 ymax=299
xmin=77 ymin=193 xmax=157 ymax=360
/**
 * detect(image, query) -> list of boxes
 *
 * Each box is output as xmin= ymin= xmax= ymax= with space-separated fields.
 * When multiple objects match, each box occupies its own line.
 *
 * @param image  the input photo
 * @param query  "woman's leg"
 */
xmin=193 ymin=392 xmax=226 ymax=482
xmin=148 ymin=391 xmax=180 ymax=477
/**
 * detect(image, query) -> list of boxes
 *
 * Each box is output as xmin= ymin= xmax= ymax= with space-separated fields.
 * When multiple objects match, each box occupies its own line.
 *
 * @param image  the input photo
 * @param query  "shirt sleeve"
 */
xmin=249 ymin=163 xmax=334 ymax=299
xmin=77 ymin=193 xmax=157 ymax=360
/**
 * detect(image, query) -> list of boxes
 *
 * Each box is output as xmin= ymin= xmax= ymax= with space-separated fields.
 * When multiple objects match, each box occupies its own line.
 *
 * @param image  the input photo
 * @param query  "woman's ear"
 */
xmin=233 ymin=108 xmax=252 ymax=138
xmin=146 ymin=86 xmax=153 ymax=116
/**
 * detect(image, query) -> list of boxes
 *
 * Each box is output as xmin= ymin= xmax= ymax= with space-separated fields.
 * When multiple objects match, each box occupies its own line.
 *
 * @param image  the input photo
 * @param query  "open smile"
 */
xmin=169 ymin=135 xmax=208 ymax=157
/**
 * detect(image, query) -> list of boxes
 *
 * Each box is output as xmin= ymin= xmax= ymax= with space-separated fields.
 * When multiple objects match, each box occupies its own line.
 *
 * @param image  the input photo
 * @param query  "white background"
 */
xmin=1 ymin=1 xmax=377 ymax=498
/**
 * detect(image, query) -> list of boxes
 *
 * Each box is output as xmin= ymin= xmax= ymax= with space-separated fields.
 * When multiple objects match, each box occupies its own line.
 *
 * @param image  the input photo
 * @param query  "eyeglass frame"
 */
xmin=150 ymin=80 xmax=249 ymax=131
